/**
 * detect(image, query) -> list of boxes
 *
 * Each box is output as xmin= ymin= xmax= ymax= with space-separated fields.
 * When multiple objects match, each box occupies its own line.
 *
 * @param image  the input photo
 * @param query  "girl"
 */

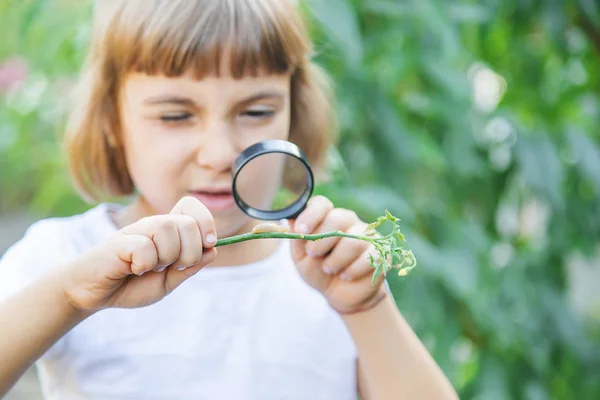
xmin=0 ymin=1 xmax=458 ymax=399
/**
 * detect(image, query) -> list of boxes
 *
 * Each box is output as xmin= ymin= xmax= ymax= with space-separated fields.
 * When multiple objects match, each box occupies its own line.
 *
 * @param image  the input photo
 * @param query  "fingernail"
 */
xmin=295 ymin=223 xmax=309 ymax=234
xmin=157 ymin=265 xmax=167 ymax=273
xmin=205 ymin=233 xmax=217 ymax=244
xmin=323 ymin=265 xmax=334 ymax=275
xmin=340 ymin=273 xmax=351 ymax=281
xmin=177 ymin=266 xmax=187 ymax=271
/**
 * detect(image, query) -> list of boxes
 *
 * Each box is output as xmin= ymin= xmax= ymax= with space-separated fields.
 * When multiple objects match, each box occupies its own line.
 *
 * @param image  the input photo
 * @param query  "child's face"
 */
xmin=118 ymin=68 xmax=292 ymax=236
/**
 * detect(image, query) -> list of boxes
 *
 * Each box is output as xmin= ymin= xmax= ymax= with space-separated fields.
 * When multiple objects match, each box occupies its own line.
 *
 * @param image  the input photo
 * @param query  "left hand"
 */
xmin=291 ymin=196 xmax=387 ymax=315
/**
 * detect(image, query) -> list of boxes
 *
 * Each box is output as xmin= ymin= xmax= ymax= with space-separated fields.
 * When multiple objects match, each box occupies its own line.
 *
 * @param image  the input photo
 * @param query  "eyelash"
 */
xmin=242 ymin=110 xmax=275 ymax=119
xmin=160 ymin=113 xmax=192 ymax=123
xmin=158 ymin=109 xmax=275 ymax=124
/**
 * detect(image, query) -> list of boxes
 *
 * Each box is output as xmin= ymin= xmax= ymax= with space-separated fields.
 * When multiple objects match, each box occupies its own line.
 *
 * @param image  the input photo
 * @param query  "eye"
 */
xmin=160 ymin=112 xmax=192 ymax=122
xmin=241 ymin=107 xmax=275 ymax=119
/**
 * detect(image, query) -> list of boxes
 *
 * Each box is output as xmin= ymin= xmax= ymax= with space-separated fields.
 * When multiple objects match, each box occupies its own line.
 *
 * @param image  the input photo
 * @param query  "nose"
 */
xmin=194 ymin=123 xmax=238 ymax=173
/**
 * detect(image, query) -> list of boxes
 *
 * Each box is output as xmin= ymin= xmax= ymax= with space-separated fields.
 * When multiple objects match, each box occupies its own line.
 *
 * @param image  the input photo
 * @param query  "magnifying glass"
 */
xmin=232 ymin=139 xmax=314 ymax=221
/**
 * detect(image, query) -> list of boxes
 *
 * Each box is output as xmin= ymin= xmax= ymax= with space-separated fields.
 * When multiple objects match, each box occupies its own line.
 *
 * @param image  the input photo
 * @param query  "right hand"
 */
xmin=60 ymin=196 xmax=217 ymax=312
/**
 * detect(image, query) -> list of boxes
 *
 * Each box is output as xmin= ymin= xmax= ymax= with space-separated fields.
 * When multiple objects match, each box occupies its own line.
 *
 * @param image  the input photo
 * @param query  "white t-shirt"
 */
xmin=0 ymin=204 xmax=358 ymax=400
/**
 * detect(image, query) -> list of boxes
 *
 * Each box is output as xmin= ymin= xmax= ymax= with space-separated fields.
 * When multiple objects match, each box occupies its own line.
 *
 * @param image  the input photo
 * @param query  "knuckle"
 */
xmin=305 ymin=242 xmax=323 ymax=257
xmin=179 ymin=215 xmax=200 ymax=234
xmin=159 ymin=241 xmax=180 ymax=261
xmin=321 ymin=197 xmax=335 ymax=210
xmin=304 ymin=242 xmax=316 ymax=255
xmin=349 ymin=222 xmax=366 ymax=234
xmin=309 ymin=238 xmax=335 ymax=256
xmin=179 ymin=250 xmax=203 ymax=267
xmin=328 ymin=208 xmax=355 ymax=223
xmin=131 ymin=234 xmax=154 ymax=254
xmin=310 ymin=195 xmax=333 ymax=209
xmin=154 ymin=217 xmax=177 ymax=234
xmin=133 ymin=237 xmax=158 ymax=267
xmin=346 ymin=209 xmax=359 ymax=221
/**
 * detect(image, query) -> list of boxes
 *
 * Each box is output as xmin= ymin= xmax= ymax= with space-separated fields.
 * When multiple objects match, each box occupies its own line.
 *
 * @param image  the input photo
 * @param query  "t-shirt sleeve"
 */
xmin=0 ymin=218 xmax=67 ymax=303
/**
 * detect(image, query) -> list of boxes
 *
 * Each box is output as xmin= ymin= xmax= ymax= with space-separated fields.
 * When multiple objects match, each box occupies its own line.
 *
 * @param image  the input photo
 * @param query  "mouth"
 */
xmin=189 ymin=187 xmax=235 ymax=212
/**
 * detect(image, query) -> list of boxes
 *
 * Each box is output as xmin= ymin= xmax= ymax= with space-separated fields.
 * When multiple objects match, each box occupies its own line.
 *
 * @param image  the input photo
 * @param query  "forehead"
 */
xmin=121 ymin=68 xmax=292 ymax=101
xmin=97 ymin=0 xmax=309 ymax=82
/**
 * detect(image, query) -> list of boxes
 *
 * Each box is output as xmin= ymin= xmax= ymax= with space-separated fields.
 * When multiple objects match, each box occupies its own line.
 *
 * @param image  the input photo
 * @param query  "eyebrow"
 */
xmin=144 ymin=96 xmax=196 ymax=106
xmin=237 ymin=91 xmax=285 ymax=105
xmin=143 ymin=91 xmax=285 ymax=107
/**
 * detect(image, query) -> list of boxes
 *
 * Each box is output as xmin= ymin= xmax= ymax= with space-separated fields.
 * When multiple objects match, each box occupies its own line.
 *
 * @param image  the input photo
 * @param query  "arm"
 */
xmin=0 ymin=267 xmax=88 ymax=397
xmin=346 ymin=293 xmax=458 ymax=400
xmin=0 ymin=196 xmax=217 ymax=397
xmin=289 ymin=196 xmax=458 ymax=400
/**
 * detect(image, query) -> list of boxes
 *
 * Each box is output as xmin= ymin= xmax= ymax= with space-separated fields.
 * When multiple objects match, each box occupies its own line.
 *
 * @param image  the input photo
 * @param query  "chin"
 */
xmin=214 ymin=211 xmax=253 ymax=237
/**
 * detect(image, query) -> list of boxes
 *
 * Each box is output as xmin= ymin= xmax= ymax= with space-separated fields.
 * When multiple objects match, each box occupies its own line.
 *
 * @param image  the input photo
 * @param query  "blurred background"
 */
xmin=2 ymin=0 xmax=600 ymax=399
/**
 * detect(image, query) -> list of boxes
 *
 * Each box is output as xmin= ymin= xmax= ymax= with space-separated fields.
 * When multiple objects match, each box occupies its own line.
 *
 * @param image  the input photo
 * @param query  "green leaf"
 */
xmin=372 ymin=265 xmax=383 ymax=284
xmin=578 ymin=0 xmax=600 ymax=31
xmin=389 ymin=237 xmax=397 ymax=254
xmin=306 ymin=0 xmax=363 ymax=68
xmin=516 ymin=134 xmax=565 ymax=210
xmin=392 ymin=251 xmax=402 ymax=267
xmin=567 ymin=128 xmax=600 ymax=193
xmin=395 ymin=231 xmax=406 ymax=243
xmin=385 ymin=209 xmax=398 ymax=222
xmin=366 ymin=221 xmax=381 ymax=231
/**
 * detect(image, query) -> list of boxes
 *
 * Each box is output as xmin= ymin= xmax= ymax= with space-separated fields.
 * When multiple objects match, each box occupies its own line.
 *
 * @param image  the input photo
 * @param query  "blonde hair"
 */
xmin=66 ymin=0 xmax=337 ymax=202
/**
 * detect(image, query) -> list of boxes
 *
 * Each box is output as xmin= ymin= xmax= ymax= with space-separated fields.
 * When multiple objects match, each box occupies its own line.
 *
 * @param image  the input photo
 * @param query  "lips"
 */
xmin=189 ymin=188 xmax=235 ymax=212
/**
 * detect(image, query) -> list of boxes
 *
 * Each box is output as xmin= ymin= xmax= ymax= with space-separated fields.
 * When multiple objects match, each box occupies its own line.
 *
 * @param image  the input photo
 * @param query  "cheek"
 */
xmin=121 ymin=120 xmax=193 ymax=208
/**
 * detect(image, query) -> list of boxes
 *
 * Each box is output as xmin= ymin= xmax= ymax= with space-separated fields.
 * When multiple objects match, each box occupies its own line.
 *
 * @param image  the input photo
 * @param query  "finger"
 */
xmin=114 ymin=233 xmax=159 ymax=277
xmin=171 ymin=196 xmax=217 ymax=248
xmin=170 ymin=215 xmax=204 ymax=271
xmin=290 ymin=196 xmax=334 ymax=261
xmin=165 ymin=247 xmax=217 ymax=291
xmin=338 ymin=247 xmax=378 ymax=282
xmin=305 ymin=208 xmax=358 ymax=258
xmin=292 ymin=195 xmax=334 ymax=234
xmin=179 ymin=248 xmax=217 ymax=276
xmin=322 ymin=226 xmax=370 ymax=275
xmin=122 ymin=216 xmax=180 ymax=271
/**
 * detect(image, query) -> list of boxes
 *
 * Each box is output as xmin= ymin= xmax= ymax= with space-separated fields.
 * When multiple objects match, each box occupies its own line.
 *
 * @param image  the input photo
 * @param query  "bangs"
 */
xmin=99 ymin=0 xmax=310 ymax=79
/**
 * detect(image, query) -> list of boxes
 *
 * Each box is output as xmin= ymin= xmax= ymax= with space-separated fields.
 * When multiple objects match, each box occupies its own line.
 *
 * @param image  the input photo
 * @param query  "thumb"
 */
xmin=170 ymin=196 xmax=217 ymax=249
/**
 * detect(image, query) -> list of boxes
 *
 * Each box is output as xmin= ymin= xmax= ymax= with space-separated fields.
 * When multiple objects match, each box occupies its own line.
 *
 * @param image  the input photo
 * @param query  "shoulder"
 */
xmin=0 ymin=204 xmax=112 ymax=300
xmin=2 ymin=204 xmax=110 ymax=258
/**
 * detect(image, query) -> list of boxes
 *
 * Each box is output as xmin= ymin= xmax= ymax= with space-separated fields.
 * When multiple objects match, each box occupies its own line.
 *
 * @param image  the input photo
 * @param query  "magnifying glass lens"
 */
xmin=234 ymin=152 xmax=309 ymax=213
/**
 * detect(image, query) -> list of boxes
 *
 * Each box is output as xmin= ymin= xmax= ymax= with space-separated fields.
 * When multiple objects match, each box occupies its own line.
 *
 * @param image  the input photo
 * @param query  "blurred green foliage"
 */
xmin=1 ymin=0 xmax=600 ymax=398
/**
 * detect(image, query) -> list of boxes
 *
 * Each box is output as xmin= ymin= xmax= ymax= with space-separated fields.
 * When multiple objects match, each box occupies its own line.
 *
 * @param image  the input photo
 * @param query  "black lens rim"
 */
xmin=232 ymin=139 xmax=314 ymax=221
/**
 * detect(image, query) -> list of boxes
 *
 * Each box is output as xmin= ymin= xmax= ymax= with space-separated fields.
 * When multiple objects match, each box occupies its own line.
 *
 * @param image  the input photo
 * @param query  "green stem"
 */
xmin=215 ymin=231 xmax=376 ymax=247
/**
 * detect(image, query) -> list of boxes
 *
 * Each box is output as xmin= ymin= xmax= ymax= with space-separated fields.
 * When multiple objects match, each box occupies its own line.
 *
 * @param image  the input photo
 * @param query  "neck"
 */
xmin=110 ymin=196 xmax=281 ymax=267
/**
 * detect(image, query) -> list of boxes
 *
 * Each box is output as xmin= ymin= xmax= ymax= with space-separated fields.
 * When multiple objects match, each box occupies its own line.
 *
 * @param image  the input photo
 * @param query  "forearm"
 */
xmin=343 ymin=293 xmax=458 ymax=400
xmin=0 ymin=266 xmax=89 ymax=397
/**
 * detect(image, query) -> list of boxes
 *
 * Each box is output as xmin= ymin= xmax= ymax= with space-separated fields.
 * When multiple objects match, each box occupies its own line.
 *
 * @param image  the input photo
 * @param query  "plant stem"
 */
xmin=215 ymin=231 xmax=376 ymax=247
